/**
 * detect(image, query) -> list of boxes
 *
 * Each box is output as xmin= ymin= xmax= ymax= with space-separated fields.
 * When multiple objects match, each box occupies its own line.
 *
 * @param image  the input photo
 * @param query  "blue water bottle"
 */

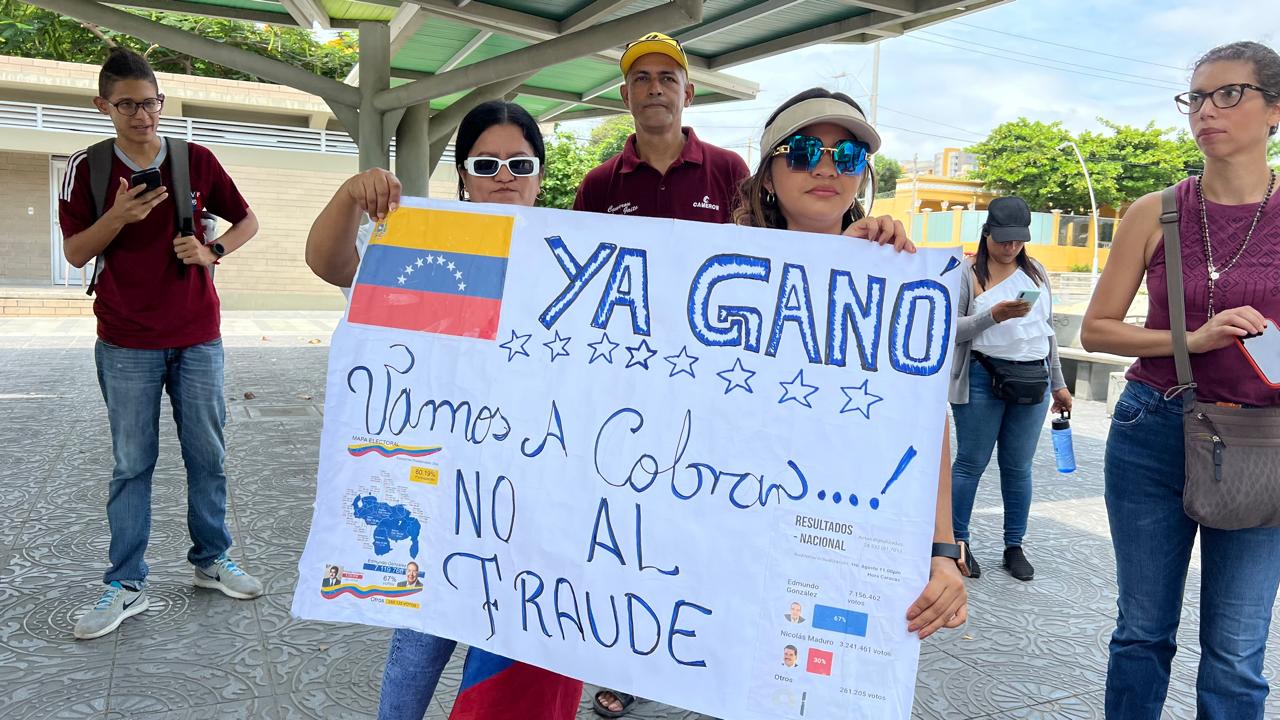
xmin=1052 ymin=411 xmax=1076 ymax=474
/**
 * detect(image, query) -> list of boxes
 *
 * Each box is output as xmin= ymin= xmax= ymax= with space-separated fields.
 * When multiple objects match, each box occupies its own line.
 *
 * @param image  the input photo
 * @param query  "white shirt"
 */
xmin=970 ymin=267 xmax=1052 ymax=362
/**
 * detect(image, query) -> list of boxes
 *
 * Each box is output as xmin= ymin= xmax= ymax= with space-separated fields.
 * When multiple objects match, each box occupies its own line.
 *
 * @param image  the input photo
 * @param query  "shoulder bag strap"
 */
xmin=1160 ymin=183 xmax=1197 ymax=403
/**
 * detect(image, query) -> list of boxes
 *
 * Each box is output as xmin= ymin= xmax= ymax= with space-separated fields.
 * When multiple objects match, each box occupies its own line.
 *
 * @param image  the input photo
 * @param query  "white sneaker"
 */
xmin=74 ymin=581 xmax=149 ymax=640
xmin=193 ymin=554 xmax=264 ymax=599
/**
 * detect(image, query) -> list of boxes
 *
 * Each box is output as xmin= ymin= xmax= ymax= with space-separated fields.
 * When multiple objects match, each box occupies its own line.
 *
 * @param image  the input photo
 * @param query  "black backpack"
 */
xmin=84 ymin=136 xmax=214 ymax=295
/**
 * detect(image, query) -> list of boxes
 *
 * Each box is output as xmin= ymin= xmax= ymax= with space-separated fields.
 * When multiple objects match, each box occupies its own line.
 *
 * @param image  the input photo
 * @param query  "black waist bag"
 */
xmin=975 ymin=352 xmax=1049 ymax=405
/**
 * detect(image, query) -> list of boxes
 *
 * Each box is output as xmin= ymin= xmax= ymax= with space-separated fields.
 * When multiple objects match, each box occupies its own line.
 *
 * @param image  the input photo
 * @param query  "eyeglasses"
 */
xmin=105 ymin=95 xmax=165 ymax=117
xmin=1175 ymin=83 xmax=1277 ymax=114
xmin=463 ymin=156 xmax=540 ymax=177
xmin=771 ymin=135 xmax=869 ymax=175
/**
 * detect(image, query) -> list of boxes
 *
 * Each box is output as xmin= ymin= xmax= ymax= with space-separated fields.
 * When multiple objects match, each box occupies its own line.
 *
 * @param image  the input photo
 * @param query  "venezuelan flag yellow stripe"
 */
xmin=372 ymin=206 xmax=514 ymax=259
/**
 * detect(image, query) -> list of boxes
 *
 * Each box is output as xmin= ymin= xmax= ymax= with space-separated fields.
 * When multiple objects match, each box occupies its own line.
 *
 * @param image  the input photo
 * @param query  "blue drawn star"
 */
xmin=499 ymin=330 xmax=530 ymax=362
xmin=587 ymin=332 xmax=620 ymax=364
xmin=778 ymin=370 xmax=819 ymax=408
xmin=664 ymin=346 xmax=699 ymax=378
xmin=840 ymin=380 xmax=884 ymax=419
xmin=543 ymin=331 xmax=571 ymax=362
xmin=716 ymin=359 xmax=756 ymax=395
xmin=625 ymin=339 xmax=657 ymax=370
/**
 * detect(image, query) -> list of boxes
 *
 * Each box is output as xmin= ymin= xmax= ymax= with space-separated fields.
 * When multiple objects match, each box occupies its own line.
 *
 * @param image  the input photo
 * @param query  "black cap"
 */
xmin=984 ymin=196 xmax=1032 ymax=243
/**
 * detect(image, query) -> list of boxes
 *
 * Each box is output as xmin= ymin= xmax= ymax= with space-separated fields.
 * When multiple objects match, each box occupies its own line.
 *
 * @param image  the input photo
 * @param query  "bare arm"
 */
xmin=1080 ymin=191 xmax=1265 ymax=357
xmin=906 ymin=417 xmax=967 ymax=639
xmin=214 ymin=208 xmax=259 ymax=256
xmin=306 ymin=169 xmax=401 ymax=288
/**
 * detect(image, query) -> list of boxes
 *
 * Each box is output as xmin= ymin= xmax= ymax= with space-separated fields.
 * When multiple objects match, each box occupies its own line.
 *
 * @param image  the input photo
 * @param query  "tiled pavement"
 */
xmin=2 ymin=313 xmax=1278 ymax=719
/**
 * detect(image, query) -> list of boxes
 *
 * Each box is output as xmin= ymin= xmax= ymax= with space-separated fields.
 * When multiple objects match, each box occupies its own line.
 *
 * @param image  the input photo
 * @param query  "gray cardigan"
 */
xmin=949 ymin=258 xmax=1067 ymax=404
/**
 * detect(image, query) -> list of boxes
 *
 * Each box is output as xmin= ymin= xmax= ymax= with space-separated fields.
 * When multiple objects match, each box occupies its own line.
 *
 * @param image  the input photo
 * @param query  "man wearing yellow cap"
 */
xmin=573 ymin=32 xmax=748 ymax=223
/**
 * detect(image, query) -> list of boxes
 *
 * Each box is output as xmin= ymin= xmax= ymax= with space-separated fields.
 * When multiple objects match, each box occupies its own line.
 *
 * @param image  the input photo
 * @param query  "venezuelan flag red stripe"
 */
xmin=449 ymin=648 xmax=583 ymax=720
xmin=348 ymin=284 xmax=502 ymax=340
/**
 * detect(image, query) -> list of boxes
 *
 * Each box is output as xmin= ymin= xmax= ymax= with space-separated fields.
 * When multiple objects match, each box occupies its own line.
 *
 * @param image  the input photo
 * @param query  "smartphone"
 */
xmin=1239 ymin=319 xmax=1280 ymax=388
xmin=1016 ymin=288 xmax=1042 ymax=305
xmin=129 ymin=167 xmax=163 ymax=193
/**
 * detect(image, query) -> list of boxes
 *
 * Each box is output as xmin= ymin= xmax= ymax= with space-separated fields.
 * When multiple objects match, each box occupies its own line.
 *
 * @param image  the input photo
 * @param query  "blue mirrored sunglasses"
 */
xmin=771 ymin=134 xmax=869 ymax=176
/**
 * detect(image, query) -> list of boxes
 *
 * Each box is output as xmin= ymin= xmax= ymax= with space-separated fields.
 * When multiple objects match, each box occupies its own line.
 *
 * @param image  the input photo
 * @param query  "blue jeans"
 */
xmin=951 ymin=358 xmax=1050 ymax=547
xmin=378 ymin=628 xmax=457 ymax=720
xmin=1105 ymin=380 xmax=1280 ymax=719
xmin=95 ymin=339 xmax=232 ymax=585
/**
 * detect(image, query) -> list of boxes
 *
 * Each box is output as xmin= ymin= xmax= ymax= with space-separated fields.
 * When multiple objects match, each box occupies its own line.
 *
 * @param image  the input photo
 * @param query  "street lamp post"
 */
xmin=1059 ymin=140 xmax=1100 ymax=286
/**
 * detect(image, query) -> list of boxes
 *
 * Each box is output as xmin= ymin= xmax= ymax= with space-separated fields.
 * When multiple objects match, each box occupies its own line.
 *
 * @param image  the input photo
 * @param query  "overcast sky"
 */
xmin=564 ymin=0 xmax=1280 ymax=165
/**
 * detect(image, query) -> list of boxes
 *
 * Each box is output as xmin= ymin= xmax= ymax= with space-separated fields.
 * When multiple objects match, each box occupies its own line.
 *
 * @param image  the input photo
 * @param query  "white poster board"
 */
xmin=292 ymin=198 xmax=960 ymax=720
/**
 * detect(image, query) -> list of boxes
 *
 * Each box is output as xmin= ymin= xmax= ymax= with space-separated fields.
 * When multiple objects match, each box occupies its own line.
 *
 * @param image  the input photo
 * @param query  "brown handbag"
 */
xmin=1160 ymin=184 xmax=1280 ymax=530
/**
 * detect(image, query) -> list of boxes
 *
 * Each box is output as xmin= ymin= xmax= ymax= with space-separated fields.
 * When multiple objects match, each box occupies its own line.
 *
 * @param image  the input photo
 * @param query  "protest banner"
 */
xmin=292 ymin=197 xmax=961 ymax=719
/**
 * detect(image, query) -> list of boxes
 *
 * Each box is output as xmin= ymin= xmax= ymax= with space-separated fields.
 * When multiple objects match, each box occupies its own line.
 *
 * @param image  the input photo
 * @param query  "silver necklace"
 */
xmin=1197 ymin=171 xmax=1276 ymax=316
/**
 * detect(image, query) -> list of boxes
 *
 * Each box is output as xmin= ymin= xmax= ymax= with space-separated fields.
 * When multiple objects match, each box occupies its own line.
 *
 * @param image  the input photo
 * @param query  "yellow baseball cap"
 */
xmin=619 ymin=32 xmax=689 ymax=75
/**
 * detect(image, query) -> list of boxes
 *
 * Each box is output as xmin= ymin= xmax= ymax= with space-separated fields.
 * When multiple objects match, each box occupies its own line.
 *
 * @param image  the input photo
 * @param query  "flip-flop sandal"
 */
xmin=592 ymin=690 xmax=637 ymax=718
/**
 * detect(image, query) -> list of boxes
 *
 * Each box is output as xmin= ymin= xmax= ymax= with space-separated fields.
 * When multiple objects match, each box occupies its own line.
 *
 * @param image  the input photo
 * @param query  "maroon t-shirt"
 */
xmin=573 ymin=127 xmax=748 ymax=223
xmin=59 ymin=140 xmax=249 ymax=350
xmin=1127 ymin=177 xmax=1280 ymax=406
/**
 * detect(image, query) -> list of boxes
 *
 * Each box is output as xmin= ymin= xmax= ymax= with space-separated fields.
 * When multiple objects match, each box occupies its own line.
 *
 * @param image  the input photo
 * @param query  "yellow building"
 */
xmin=873 ymin=170 xmax=1122 ymax=272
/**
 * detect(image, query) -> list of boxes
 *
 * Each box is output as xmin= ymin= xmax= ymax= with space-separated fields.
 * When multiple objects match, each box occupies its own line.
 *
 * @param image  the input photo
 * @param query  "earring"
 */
xmin=765 ymin=190 xmax=776 ymax=204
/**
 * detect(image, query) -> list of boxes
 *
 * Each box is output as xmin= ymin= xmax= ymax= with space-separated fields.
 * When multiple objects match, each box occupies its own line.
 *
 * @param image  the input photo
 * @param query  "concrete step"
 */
xmin=0 ymin=286 xmax=94 ymax=316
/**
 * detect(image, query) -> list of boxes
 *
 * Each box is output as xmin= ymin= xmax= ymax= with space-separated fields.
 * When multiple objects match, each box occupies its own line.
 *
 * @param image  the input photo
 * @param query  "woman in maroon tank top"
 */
xmin=1082 ymin=42 xmax=1280 ymax=720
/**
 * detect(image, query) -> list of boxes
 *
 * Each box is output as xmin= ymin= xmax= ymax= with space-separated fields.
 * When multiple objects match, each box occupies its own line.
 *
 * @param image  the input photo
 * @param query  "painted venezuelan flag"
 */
xmin=449 ymin=648 xmax=583 ymax=720
xmin=348 ymin=207 xmax=514 ymax=340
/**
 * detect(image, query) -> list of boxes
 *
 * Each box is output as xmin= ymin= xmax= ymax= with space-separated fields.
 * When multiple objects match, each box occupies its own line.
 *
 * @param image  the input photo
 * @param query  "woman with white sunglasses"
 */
xmin=305 ymin=100 xmax=581 ymax=720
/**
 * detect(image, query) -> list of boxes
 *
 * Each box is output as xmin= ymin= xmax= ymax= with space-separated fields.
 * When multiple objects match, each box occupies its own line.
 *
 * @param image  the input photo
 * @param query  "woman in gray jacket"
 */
xmin=950 ymin=197 xmax=1072 ymax=581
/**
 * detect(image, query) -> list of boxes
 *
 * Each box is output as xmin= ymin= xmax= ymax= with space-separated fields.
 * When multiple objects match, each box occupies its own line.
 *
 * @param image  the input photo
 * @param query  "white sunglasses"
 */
xmin=463 ymin=156 xmax=541 ymax=177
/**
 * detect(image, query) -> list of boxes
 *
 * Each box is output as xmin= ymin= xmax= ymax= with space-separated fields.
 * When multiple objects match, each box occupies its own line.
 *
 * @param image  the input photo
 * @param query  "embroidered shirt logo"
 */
xmin=607 ymin=202 xmax=639 ymax=215
xmin=692 ymin=195 xmax=720 ymax=211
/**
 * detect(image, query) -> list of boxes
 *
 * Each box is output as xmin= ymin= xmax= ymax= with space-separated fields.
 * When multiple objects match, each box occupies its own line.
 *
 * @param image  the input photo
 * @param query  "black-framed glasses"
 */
xmin=1175 ymin=83 xmax=1276 ymax=114
xmin=771 ymin=134 xmax=869 ymax=175
xmin=463 ymin=156 xmax=540 ymax=177
xmin=105 ymin=95 xmax=165 ymax=117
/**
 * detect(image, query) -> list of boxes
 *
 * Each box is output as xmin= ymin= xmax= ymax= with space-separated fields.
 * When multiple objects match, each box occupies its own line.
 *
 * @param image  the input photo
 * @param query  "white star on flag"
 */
xmin=403 ymin=264 xmax=414 ymax=274
xmin=415 ymin=257 xmax=425 ymax=267
xmin=458 ymin=282 xmax=466 ymax=291
xmin=396 ymin=275 xmax=406 ymax=285
xmin=454 ymin=271 xmax=463 ymax=280
xmin=447 ymin=261 xmax=456 ymax=271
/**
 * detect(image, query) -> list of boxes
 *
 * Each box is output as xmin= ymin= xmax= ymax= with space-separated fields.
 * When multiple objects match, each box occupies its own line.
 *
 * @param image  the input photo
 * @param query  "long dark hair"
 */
xmin=734 ymin=88 xmax=873 ymax=230
xmin=972 ymin=225 xmax=1048 ymax=290
xmin=454 ymin=100 xmax=545 ymax=201
xmin=98 ymin=47 xmax=157 ymax=98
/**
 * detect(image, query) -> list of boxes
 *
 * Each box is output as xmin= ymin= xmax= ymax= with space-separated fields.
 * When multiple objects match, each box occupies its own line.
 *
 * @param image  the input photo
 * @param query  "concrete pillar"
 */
xmin=358 ymin=21 xmax=391 ymax=171
xmin=308 ymin=112 xmax=330 ymax=130
xmin=1050 ymin=209 xmax=1062 ymax=245
xmin=396 ymin=102 xmax=431 ymax=197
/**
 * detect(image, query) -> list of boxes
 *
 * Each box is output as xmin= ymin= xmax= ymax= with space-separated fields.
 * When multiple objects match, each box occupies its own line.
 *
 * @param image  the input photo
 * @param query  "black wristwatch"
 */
xmin=931 ymin=542 xmax=962 ymax=560
xmin=210 ymin=242 xmax=227 ymax=258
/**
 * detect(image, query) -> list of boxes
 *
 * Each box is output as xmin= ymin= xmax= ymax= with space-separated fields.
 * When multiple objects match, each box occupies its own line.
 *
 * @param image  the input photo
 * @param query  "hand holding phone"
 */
xmin=130 ymin=167 xmax=163 ymax=194
xmin=1239 ymin=319 xmax=1280 ymax=387
xmin=1016 ymin=288 xmax=1042 ymax=305
xmin=109 ymin=176 xmax=168 ymax=226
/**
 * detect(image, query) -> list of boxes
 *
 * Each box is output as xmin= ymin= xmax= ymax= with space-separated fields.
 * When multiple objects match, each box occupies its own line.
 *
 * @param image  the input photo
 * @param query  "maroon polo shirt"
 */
xmin=573 ymin=127 xmax=749 ymax=223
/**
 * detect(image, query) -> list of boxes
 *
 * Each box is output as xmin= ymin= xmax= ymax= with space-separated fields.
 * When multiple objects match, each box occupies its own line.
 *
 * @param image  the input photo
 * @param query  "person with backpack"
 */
xmin=59 ymin=47 xmax=262 ymax=640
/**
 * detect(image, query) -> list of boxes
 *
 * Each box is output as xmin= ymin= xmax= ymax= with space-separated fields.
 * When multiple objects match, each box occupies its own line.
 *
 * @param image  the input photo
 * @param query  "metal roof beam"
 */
xmin=427 ymin=71 xmax=537 ymax=143
xmin=439 ymin=30 xmax=492 ymax=72
xmin=27 ymin=0 xmax=360 ymax=106
xmin=377 ymin=0 xmax=705 ymax=111
xmin=675 ymin=0 xmax=806 ymax=44
xmin=708 ymin=0 xmax=972 ymax=68
xmin=844 ymin=0 xmax=915 ymax=15
xmin=107 ymin=0 xmax=358 ymax=28
xmin=537 ymin=101 xmax=577 ymax=121
xmin=562 ymin=0 xmax=635 ymax=32
xmin=409 ymin=0 xmax=757 ymax=99
xmin=278 ymin=0 xmax=330 ymax=29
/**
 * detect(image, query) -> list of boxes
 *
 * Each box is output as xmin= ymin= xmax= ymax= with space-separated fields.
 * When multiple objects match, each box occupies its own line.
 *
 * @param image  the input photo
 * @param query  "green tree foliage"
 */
xmin=0 ymin=0 xmax=357 ymax=81
xmin=969 ymin=117 xmax=1206 ymax=212
xmin=873 ymin=154 xmax=902 ymax=194
xmin=540 ymin=118 xmax=642 ymax=209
